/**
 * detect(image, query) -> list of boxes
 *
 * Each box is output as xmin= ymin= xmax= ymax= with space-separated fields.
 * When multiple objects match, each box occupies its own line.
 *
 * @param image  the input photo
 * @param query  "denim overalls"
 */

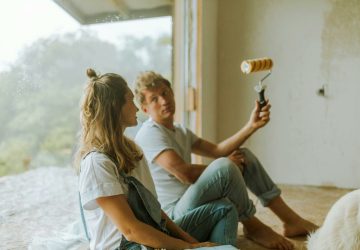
xmin=116 ymin=168 xmax=170 ymax=250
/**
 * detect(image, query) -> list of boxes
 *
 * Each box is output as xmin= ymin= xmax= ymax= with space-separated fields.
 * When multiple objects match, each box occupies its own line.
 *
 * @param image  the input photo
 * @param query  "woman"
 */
xmin=76 ymin=69 xmax=238 ymax=250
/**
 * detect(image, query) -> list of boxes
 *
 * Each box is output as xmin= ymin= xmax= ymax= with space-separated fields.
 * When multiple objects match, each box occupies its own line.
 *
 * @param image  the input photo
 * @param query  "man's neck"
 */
xmin=153 ymin=117 xmax=175 ymax=131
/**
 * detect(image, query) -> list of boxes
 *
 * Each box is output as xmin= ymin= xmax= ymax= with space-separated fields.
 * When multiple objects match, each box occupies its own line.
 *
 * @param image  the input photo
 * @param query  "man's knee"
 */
xmin=209 ymin=198 xmax=237 ymax=214
xmin=239 ymin=147 xmax=260 ymax=169
xmin=210 ymin=157 xmax=239 ymax=176
xmin=239 ymin=147 xmax=254 ymax=157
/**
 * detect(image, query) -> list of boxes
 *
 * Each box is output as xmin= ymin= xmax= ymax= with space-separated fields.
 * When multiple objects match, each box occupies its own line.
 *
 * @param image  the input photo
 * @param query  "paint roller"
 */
xmin=241 ymin=57 xmax=273 ymax=108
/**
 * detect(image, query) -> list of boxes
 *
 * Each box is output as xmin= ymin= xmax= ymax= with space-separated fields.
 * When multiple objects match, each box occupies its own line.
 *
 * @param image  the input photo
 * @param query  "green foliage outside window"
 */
xmin=0 ymin=30 xmax=171 ymax=176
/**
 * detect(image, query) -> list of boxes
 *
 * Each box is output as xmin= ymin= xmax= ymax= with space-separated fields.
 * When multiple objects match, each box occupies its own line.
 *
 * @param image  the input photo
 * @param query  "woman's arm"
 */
xmin=96 ymin=195 xmax=192 ymax=249
xmin=97 ymin=194 xmax=192 ymax=250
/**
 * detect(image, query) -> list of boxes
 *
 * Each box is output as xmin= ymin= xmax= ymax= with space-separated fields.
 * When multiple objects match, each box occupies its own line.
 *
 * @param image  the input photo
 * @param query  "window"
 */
xmin=0 ymin=0 xmax=172 ymax=176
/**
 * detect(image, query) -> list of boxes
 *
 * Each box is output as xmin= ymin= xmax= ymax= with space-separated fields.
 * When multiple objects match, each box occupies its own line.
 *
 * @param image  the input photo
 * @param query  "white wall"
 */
xmin=215 ymin=0 xmax=360 ymax=188
xmin=200 ymin=0 xmax=218 ymax=143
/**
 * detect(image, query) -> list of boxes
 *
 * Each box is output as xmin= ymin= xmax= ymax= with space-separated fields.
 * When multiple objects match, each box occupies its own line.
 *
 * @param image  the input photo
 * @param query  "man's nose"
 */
xmin=159 ymin=96 xmax=168 ymax=105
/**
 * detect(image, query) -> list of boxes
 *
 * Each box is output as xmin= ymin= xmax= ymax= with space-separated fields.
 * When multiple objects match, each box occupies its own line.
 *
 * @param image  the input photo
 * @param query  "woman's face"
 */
xmin=120 ymin=88 xmax=139 ymax=128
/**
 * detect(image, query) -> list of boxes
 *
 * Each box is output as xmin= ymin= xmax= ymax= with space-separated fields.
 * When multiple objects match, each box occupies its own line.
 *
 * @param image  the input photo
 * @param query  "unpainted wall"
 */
xmin=216 ymin=0 xmax=360 ymax=188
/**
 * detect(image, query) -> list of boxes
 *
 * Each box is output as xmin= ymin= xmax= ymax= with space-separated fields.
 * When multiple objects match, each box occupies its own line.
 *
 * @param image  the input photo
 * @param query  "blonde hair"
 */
xmin=74 ymin=68 xmax=142 ymax=173
xmin=134 ymin=71 xmax=171 ymax=105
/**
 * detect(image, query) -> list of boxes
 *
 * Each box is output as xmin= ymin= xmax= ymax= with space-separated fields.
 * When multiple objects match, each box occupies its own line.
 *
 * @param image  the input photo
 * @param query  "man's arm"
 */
xmin=192 ymin=100 xmax=271 ymax=158
xmin=154 ymin=149 xmax=207 ymax=184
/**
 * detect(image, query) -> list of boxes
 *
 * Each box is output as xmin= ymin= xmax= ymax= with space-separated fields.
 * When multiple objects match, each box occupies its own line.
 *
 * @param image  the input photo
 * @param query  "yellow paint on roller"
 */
xmin=241 ymin=57 xmax=273 ymax=74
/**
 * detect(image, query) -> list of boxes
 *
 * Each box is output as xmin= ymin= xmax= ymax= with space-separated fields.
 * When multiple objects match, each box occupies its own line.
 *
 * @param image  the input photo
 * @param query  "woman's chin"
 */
xmin=123 ymin=120 xmax=138 ymax=129
xmin=130 ymin=121 xmax=138 ymax=127
xmin=133 ymin=119 xmax=139 ymax=126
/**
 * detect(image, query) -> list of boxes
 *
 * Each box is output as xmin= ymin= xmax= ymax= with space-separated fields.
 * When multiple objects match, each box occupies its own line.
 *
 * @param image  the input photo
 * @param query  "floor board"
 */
xmin=237 ymin=185 xmax=352 ymax=249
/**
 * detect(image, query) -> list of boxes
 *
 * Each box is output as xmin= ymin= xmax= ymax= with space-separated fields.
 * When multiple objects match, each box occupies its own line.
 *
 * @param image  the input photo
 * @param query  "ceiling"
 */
xmin=54 ymin=0 xmax=173 ymax=25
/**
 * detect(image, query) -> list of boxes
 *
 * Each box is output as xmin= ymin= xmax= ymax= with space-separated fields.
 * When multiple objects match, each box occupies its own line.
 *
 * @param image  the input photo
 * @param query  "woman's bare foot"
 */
xmin=243 ymin=217 xmax=294 ymax=249
xmin=283 ymin=218 xmax=319 ymax=237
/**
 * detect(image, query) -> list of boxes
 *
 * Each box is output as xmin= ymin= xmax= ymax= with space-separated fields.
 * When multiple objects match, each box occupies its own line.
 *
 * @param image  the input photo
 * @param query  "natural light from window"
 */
xmin=0 ymin=0 xmax=172 ymax=176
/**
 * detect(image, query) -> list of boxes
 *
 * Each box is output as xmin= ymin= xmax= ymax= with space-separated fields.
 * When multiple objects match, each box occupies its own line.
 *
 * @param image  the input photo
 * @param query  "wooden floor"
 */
xmin=236 ymin=185 xmax=352 ymax=249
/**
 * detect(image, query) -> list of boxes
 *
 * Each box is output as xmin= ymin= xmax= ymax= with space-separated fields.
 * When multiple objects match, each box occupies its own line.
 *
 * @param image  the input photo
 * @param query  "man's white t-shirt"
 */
xmin=79 ymin=151 xmax=156 ymax=250
xmin=135 ymin=118 xmax=199 ymax=216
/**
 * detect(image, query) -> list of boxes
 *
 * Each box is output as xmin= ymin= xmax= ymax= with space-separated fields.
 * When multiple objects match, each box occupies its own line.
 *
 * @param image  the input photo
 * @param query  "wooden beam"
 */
xmin=111 ymin=0 xmax=130 ymax=19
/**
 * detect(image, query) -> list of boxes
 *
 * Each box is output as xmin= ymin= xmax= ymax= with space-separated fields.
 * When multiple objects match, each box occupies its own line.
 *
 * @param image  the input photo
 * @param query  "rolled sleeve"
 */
xmin=188 ymin=128 xmax=199 ymax=146
xmin=135 ymin=124 xmax=175 ymax=163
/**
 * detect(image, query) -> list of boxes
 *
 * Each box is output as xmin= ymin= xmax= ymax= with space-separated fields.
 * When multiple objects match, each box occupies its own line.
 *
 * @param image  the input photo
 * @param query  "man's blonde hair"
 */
xmin=134 ymin=71 xmax=171 ymax=105
xmin=74 ymin=68 xmax=143 ymax=173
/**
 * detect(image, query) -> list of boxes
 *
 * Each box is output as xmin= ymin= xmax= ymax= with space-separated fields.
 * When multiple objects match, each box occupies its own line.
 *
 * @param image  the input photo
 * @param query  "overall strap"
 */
xmin=78 ymin=149 xmax=98 ymax=242
xmin=78 ymin=192 xmax=91 ymax=241
xmin=117 ymin=168 xmax=129 ymax=183
xmin=102 ymin=153 xmax=129 ymax=184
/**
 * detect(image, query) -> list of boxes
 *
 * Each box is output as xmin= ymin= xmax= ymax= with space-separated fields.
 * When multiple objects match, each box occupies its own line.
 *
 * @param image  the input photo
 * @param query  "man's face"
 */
xmin=141 ymin=83 xmax=176 ymax=123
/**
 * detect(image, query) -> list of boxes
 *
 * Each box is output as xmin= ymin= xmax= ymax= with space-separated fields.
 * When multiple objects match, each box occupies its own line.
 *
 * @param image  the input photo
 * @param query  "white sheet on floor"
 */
xmin=28 ymin=220 xmax=89 ymax=250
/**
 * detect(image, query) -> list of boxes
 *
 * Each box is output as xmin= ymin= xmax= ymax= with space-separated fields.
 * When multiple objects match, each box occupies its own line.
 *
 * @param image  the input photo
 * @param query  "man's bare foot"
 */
xmin=267 ymin=196 xmax=319 ymax=237
xmin=283 ymin=218 xmax=319 ymax=237
xmin=243 ymin=217 xmax=294 ymax=249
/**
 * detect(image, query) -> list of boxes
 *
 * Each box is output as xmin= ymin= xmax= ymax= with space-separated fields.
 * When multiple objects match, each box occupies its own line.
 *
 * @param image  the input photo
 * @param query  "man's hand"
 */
xmin=227 ymin=149 xmax=245 ymax=173
xmin=247 ymin=100 xmax=271 ymax=130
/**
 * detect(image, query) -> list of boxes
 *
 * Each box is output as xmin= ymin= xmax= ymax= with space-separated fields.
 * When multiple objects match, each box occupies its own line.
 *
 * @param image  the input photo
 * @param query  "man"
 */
xmin=134 ymin=71 xmax=317 ymax=250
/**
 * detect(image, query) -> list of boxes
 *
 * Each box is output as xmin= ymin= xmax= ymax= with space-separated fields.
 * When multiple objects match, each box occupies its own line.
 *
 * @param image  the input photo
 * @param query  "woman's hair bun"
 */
xmin=86 ymin=68 xmax=98 ymax=79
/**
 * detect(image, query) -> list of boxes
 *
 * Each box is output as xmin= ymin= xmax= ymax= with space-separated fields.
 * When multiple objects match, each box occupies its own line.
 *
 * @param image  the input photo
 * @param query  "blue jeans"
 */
xmin=174 ymin=198 xmax=238 ymax=246
xmin=171 ymin=148 xmax=281 ymax=244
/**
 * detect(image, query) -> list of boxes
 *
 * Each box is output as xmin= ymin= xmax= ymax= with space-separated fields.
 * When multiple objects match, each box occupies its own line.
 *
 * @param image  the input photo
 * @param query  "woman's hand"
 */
xmin=182 ymin=233 xmax=199 ymax=244
xmin=189 ymin=241 xmax=219 ymax=248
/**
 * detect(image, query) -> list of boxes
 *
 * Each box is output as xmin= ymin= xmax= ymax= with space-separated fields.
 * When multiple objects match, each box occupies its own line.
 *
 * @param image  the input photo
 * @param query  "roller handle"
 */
xmin=258 ymin=89 xmax=267 ymax=109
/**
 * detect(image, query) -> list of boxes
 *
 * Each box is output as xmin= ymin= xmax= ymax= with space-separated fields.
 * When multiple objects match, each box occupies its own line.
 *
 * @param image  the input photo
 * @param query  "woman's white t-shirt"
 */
xmin=79 ymin=151 xmax=157 ymax=250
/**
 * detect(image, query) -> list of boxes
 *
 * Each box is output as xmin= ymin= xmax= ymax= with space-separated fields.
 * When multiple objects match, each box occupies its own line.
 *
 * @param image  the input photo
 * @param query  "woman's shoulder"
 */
xmin=83 ymin=150 xmax=111 ymax=161
xmin=81 ymin=151 xmax=116 ymax=172
xmin=130 ymin=156 xmax=146 ymax=172
xmin=131 ymin=157 xmax=153 ymax=179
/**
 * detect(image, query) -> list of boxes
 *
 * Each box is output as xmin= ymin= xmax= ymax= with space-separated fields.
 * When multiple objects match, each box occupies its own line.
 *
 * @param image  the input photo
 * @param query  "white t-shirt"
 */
xmin=135 ymin=118 xmax=199 ymax=216
xmin=79 ymin=151 xmax=156 ymax=250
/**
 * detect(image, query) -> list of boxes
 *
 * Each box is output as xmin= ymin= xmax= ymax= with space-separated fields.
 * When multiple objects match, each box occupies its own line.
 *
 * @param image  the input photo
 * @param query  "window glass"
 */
xmin=0 ymin=0 xmax=172 ymax=176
